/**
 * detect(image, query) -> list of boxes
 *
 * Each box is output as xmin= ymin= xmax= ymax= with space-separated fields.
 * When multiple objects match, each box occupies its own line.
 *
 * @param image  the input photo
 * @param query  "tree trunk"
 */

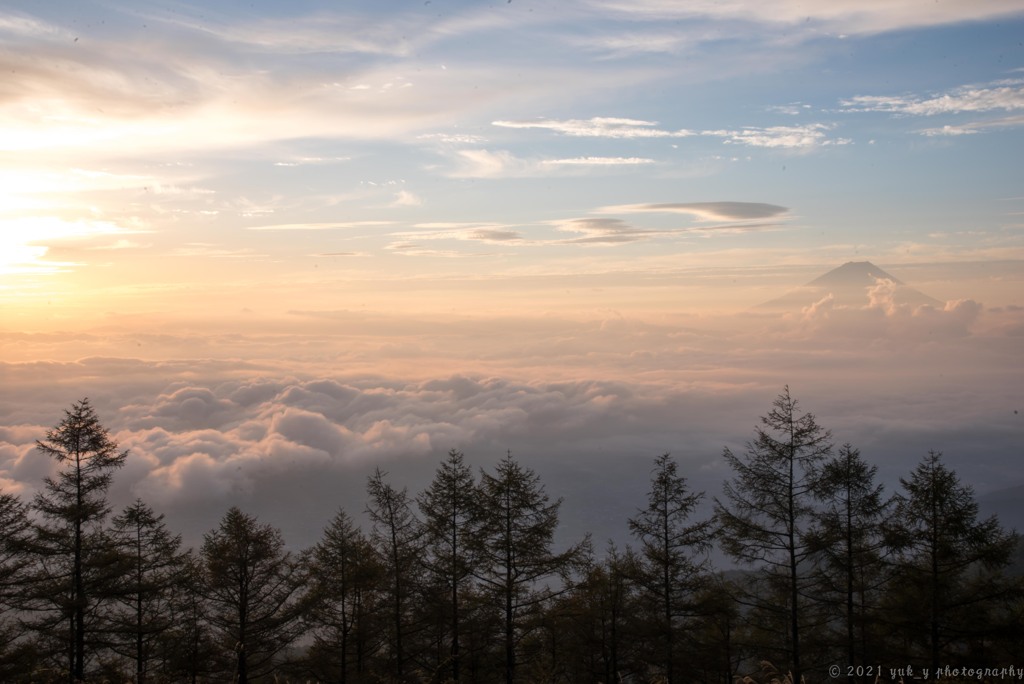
xmin=788 ymin=444 xmax=801 ymax=684
xmin=74 ymin=453 xmax=85 ymax=683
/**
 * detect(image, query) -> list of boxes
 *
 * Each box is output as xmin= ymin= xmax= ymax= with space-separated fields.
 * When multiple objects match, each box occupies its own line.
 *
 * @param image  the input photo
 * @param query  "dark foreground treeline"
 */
xmin=0 ymin=388 xmax=1021 ymax=684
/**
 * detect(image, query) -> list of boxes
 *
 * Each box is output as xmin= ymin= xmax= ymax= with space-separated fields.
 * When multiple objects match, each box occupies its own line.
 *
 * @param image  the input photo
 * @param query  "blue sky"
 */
xmin=1 ymin=0 xmax=1022 ymax=545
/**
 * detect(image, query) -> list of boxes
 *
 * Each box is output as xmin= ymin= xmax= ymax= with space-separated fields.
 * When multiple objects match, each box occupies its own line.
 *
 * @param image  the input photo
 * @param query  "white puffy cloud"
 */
xmin=0 ymin=438 xmax=41 ymax=495
xmin=782 ymin=279 xmax=984 ymax=341
xmin=141 ymin=386 xmax=238 ymax=430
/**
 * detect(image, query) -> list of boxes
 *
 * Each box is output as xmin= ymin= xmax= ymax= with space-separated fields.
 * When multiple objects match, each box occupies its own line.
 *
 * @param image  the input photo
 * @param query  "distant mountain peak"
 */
xmin=808 ymin=261 xmax=904 ymax=287
xmin=758 ymin=261 xmax=942 ymax=310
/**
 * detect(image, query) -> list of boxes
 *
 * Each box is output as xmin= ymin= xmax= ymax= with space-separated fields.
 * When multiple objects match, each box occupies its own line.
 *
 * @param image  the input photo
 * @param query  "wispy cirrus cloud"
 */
xmin=273 ymin=156 xmax=351 ymax=167
xmin=388 ymin=203 xmax=788 ymax=252
xmin=553 ymin=218 xmax=653 ymax=246
xmin=391 ymin=191 xmax=422 ymax=207
xmin=0 ymin=216 xmax=150 ymax=275
xmin=841 ymin=81 xmax=1024 ymax=116
xmin=703 ymin=123 xmax=851 ymax=149
xmin=170 ymin=244 xmax=269 ymax=260
xmin=840 ymin=80 xmax=1024 ymax=136
xmin=593 ymin=0 xmax=1024 ymax=37
xmin=600 ymin=201 xmax=789 ymax=222
xmin=385 ymin=243 xmax=499 ymax=258
xmin=547 ymin=201 xmax=791 ymax=246
xmin=567 ymin=31 xmax=695 ymax=57
xmin=448 ymin=149 xmax=657 ymax=178
xmin=396 ymin=224 xmax=524 ymax=242
xmin=543 ymin=157 xmax=655 ymax=166
xmin=245 ymin=221 xmax=393 ymax=231
xmin=0 ymin=11 xmax=622 ymax=158
xmin=449 ymin=150 xmax=530 ymax=178
xmin=417 ymin=132 xmax=489 ymax=145
xmin=493 ymin=117 xmax=696 ymax=139
xmin=494 ymin=117 xmax=848 ymax=150
xmin=920 ymin=115 xmax=1024 ymax=137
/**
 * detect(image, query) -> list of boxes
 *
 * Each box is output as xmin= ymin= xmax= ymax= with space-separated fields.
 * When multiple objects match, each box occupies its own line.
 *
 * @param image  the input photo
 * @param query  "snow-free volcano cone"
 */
xmin=758 ymin=261 xmax=942 ymax=310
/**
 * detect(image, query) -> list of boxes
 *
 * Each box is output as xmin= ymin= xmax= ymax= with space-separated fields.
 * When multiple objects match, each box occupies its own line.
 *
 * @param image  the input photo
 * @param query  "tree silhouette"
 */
xmin=553 ymin=542 xmax=642 ymax=683
xmin=418 ymin=449 xmax=479 ymax=681
xmin=366 ymin=468 xmax=422 ymax=681
xmin=715 ymin=387 xmax=832 ymax=684
xmin=161 ymin=551 xmax=215 ymax=683
xmin=0 ymin=491 xmax=33 ymax=678
xmin=885 ymin=451 xmax=1019 ymax=674
xmin=202 ymin=507 xmax=306 ymax=683
xmin=108 ymin=499 xmax=186 ymax=683
xmin=30 ymin=398 xmax=128 ymax=682
xmin=306 ymin=507 xmax=383 ymax=683
xmin=808 ymin=444 xmax=891 ymax=676
xmin=474 ymin=452 xmax=588 ymax=684
xmin=629 ymin=453 xmax=713 ymax=684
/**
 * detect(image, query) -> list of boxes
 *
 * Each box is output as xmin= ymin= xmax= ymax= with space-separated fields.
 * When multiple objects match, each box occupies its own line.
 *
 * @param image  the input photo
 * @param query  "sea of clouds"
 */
xmin=1 ymin=288 xmax=1021 ymax=551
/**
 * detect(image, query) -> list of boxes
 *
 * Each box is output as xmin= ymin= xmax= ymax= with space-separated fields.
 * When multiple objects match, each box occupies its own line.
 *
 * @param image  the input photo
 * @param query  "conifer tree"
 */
xmin=366 ymin=468 xmax=422 ymax=681
xmin=715 ymin=387 xmax=832 ymax=684
xmin=108 ymin=499 xmax=186 ymax=683
xmin=554 ymin=543 xmax=642 ymax=683
xmin=306 ymin=507 xmax=383 ymax=683
xmin=417 ymin=449 xmax=479 ymax=681
xmin=202 ymin=507 xmax=306 ymax=683
xmin=0 ymin=490 xmax=30 ymax=604
xmin=629 ymin=453 xmax=713 ymax=684
xmin=474 ymin=452 xmax=588 ymax=684
xmin=0 ymin=491 xmax=33 ymax=678
xmin=162 ymin=551 xmax=215 ymax=684
xmin=30 ymin=398 xmax=128 ymax=682
xmin=809 ymin=444 xmax=890 ymax=675
xmin=885 ymin=451 xmax=1018 ymax=673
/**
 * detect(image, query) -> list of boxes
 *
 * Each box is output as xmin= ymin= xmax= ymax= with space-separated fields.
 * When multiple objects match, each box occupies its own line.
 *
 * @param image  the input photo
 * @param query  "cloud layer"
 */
xmin=1 ymin=291 xmax=1020 ymax=548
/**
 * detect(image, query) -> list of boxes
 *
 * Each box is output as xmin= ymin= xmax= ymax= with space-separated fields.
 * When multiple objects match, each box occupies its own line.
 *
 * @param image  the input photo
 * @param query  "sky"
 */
xmin=1 ymin=0 xmax=1023 ymax=549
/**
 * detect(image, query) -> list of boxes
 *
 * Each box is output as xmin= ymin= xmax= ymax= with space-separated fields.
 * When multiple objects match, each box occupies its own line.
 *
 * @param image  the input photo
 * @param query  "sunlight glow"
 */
xmin=0 ymin=216 xmax=130 ymax=276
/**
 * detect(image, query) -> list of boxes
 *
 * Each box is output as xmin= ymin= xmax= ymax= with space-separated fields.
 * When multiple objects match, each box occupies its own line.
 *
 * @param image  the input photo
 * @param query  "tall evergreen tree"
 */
xmin=366 ymin=468 xmax=422 ymax=681
xmin=202 ymin=507 xmax=306 ymax=684
xmin=108 ymin=499 xmax=186 ymax=683
xmin=808 ymin=444 xmax=891 ymax=676
xmin=0 ymin=490 xmax=31 ymax=606
xmin=306 ymin=507 xmax=383 ymax=683
xmin=474 ymin=452 xmax=588 ymax=684
xmin=629 ymin=453 xmax=714 ymax=684
xmin=715 ymin=387 xmax=832 ymax=684
xmin=553 ymin=543 xmax=642 ymax=684
xmin=162 ymin=551 xmax=215 ymax=684
xmin=30 ymin=398 xmax=128 ymax=683
xmin=0 ymin=491 xmax=34 ymax=678
xmin=688 ymin=574 xmax=743 ymax=684
xmin=417 ymin=449 xmax=479 ymax=681
xmin=885 ymin=451 xmax=1019 ymax=674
